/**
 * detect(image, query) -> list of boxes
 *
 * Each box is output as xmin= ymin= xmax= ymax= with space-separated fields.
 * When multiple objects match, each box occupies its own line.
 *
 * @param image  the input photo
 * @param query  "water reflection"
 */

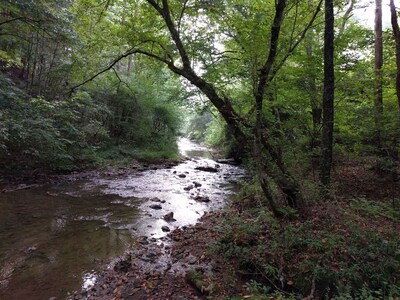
xmin=0 ymin=138 xmax=245 ymax=300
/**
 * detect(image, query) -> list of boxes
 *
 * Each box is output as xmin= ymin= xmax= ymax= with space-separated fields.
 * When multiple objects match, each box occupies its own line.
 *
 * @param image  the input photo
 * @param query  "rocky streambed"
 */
xmin=0 ymin=138 xmax=246 ymax=300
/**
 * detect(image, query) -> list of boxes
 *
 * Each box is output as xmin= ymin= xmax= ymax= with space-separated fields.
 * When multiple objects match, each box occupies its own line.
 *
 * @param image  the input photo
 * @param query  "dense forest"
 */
xmin=1 ymin=0 xmax=400 ymax=299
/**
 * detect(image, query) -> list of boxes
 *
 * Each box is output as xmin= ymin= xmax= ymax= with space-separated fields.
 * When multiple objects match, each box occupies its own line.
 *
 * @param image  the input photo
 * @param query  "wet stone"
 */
xmin=162 ymin=226 xmax=171 ymax=232
xmin=164 ymin=212 xmax=175 ymax=222
xmin=193 ymin=181 xmax=202 ymax=188
xmin=193 ymin=196 xmax=210 ymax=203
xmin=195 ymin=166 xmax=219 ymax=173
xmin=139 ymin=237 xmax=149 ymax=245
xmin=184 ymin=185 xmax=194 ymax=191
xmin=149 ymin=204 xmax=162 ymax=210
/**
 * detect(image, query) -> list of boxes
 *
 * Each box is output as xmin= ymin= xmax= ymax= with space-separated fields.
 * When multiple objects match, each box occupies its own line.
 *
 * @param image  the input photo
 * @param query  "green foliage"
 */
xmin=350 ymin=198 xmax=400 ymax=222
xmin=211 ymin=197 xmax=400 ymax=299
xmin=185 ymin=113 xmax=213 ymax=142
xmin=0 ymin=75 xmax=106 ymax=171
xmin=0 ymin=62 xmax=183 ymax=173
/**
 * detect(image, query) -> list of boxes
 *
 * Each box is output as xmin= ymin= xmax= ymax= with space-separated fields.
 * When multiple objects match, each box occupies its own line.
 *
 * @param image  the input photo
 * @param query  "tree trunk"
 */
xmin=374 ymin=0 xmax=383 ymax=148
xmin=390 ymin=0 xmax=400 ymax=110
xmin=306 ymin=36 xmax=321 ymax=150
xmin=320 ymin=0 xmax=335 ymax=189
xmin=254 ymin=126 xmax=281 ymax=217
xmin=76 ymin=0 xmax=322 ymax=215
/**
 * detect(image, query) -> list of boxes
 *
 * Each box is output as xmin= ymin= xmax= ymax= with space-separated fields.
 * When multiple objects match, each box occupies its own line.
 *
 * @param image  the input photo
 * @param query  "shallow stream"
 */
xmin=0 ymin=138 xmax=245 ymax=299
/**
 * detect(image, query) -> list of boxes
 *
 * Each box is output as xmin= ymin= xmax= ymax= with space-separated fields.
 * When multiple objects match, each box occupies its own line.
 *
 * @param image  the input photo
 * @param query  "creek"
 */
xmin=0 ymin=138 xmax=245 ymax=300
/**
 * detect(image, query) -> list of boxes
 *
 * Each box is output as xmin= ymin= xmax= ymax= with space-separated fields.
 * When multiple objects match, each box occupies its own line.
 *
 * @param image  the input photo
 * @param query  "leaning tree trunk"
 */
xmin=320 ymin=0 xmax=335 ymax=189
xmin=73 ymin=0 xmax=323 ymax=215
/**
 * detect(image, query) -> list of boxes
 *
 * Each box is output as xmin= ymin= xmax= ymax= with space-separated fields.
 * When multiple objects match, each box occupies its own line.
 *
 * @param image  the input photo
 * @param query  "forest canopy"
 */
xmin=1 ymin=0 xmax=399 ymax=203
xmin=0 ymin=1 xmax=400 ymax=297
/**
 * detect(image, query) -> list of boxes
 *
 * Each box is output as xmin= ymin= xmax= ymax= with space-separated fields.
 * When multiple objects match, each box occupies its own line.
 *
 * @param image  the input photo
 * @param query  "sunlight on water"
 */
xmin=0 ymin=138 xmax=245 ymax=300
xmin=82 ymin=271 xmax=97 ymax=290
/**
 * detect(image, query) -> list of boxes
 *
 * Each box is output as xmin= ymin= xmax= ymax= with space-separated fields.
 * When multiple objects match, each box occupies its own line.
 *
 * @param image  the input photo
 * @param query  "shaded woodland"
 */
xmin=1 ymin=0 xmax=400 ymax=298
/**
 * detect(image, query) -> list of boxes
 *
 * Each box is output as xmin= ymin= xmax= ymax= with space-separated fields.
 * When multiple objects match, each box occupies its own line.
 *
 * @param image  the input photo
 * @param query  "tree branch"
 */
xmin=339 ymin=0 xmax=355 ymax=36
xmin=146 ymin=0 xmax=192 ymax=70
xmin=255 ymin=0 xmax=286 ymax=102
xmin=69 ymin=48 xmax=180 ymax=92
xmin=177 ymin=0 xmax=189 ymax=34
xmin=0 ymin=17 xmax=25 ymax=27
xmin=269 ymin=0 xmax=323 ymax=82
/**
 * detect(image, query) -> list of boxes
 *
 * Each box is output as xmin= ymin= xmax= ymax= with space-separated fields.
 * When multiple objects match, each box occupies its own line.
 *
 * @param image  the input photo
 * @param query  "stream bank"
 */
xmin=0 ymin=138 xmax=246 ymax=300
xmin=70 ymin=209 xmax=242 ymax=300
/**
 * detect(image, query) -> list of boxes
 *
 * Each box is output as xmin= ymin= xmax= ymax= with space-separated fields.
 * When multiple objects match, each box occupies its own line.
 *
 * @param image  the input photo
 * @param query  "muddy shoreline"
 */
xmin=70 ymin=210 xmax=235 ymax=300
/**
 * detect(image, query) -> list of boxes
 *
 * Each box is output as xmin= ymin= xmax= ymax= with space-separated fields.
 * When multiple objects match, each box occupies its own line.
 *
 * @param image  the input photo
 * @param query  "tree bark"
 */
xmin=375 ymin=0 xmax=383 ymax=113
xmin=306 ymin=34 xmax=321 ymax=150
xmin=320 ymin=0 xmax=335 ymax=188
xmin=390 ymin=0 xmax=400 ymax=110
xmin=374 ymin=0 xmax=383 ymax=150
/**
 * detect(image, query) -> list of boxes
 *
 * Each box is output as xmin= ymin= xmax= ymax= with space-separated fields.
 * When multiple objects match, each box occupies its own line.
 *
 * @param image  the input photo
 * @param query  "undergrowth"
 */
xmin=211 ymin=192 xmax=400 ymax=299
xmin=95 ymin=143 xmax=179 ymax=167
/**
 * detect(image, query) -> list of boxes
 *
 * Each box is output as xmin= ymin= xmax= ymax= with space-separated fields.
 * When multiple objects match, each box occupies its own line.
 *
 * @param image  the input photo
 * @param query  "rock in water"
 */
xmin=149 ymin=204 xmax=162 ymax=210
xmin=184 ymin=185 xmax=194 ymax=191
xmin=193 ymin=181 xmax=202 ymax=188
xmin=161 ymin=226 xmax=170 ymax=232
xmin=164 ymin=212 xmax=176 ymax=222
xmin=194 ymin=196 xmax=210 ymax=203
xmin=216 ymin=158 xmax=238 ymax=165
xmin=195 ymin=166 xmax=218 ymax=173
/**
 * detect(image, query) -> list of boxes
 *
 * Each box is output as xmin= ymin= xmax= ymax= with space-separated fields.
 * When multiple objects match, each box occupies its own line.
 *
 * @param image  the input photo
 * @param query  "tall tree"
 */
xmin=390 ymin=0 xmax=400 ymax=110
xmin=374 ymin=0 xmax=383 ymax=149
xmin=320 ymin=0 xmax=335 ymax=188
xmin=72 ymin=0 xmax=324 ymax=214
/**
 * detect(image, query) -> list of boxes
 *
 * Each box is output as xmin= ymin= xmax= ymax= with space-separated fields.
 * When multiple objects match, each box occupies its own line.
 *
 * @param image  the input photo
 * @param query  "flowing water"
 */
xmin=0 ymin=138 xmax=245 ymax=300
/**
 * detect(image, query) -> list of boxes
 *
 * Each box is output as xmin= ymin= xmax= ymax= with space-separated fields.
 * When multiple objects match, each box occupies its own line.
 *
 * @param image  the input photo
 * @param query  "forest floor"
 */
xmin=69 ymin=156 xmax=400 ymax=300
